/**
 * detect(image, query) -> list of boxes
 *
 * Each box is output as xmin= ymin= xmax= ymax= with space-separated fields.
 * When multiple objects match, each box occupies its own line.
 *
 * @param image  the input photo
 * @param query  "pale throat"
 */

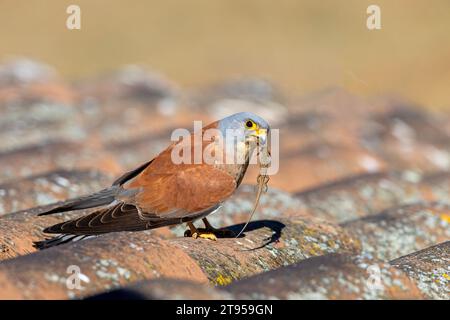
xmin=212 ymin=136 xmax=257 ymax=181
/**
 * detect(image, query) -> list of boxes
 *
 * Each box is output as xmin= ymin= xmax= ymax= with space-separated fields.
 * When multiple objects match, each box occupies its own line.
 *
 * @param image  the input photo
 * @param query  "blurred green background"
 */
xmin=1 ymin=0 xmax=449 ymax=109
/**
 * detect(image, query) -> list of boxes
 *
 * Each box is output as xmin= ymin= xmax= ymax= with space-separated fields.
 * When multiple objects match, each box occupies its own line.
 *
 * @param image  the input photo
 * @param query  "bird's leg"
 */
xmin=202 ymin=218 xmax=236 ymax=238
xmin=184 ymin=222 xmax=217 ymax=241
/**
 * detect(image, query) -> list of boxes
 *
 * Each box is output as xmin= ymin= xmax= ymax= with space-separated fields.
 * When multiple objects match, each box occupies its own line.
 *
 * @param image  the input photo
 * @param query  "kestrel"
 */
xmin=34 ymin=112 xmax=270 ymax=249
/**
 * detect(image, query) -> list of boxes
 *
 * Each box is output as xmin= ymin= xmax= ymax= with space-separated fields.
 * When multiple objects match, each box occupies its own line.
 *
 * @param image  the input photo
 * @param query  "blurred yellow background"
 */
xmin=1 ymin=0 xmax=449 ymax=109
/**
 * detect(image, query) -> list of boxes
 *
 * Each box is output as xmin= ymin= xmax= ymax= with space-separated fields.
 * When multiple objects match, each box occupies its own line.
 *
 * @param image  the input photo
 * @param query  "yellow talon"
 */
xmin=196 ymin=232 xmax=217 ymax=241
xmin=185 ymin=222 xmax=217 ymax=240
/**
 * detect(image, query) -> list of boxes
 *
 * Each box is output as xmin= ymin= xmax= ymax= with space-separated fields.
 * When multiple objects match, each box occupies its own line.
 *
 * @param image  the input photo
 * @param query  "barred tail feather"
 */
xmin=38 ymin=187 xmax=118 ymax=216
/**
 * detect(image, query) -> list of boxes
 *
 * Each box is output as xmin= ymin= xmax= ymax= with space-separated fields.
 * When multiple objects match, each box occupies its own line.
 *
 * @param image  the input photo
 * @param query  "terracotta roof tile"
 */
xmin=292 ymin=171 xmax=450 ymax=224
xmin=342 ymin=203 xmax=450 ymax=261
xmin=0 ymin=216 xmax=358 ymax=299
xmin=0 ymin=170 xmax=111 ymax=216
xmin=390 ymin=241 xmax=449 ymax=300
xmin=91 ymin=242 xmax=449 ymax=300
xmin=0 ymin=141 xmax=122 ymax=181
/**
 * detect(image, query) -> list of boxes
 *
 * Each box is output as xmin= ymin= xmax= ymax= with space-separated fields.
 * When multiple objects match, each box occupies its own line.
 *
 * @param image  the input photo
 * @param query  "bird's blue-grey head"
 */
xmin=218 ymin=112 xmax=270 ymax=145
xmin=215 ymin=112 xmax=271 ymax=169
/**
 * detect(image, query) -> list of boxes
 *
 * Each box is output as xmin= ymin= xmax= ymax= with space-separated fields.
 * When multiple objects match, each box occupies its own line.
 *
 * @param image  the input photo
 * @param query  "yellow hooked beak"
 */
xmin=252 ymin=128 xmax=268 ymax=145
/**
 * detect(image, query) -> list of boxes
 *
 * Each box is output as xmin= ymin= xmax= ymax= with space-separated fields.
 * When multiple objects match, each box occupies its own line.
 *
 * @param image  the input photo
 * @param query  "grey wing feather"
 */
xmin=38 ymin=187 xmax=118 ymax=216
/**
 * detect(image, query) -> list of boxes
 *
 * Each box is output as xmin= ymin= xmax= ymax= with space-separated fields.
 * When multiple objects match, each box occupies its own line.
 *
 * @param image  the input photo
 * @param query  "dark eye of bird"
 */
xmin=246 ymin=120 xmax=253 ymax=128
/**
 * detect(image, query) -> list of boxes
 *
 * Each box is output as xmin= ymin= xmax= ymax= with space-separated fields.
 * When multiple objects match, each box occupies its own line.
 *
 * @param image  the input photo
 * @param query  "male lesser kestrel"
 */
xmin=34 ymin=112 xmax=270 ymax=249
